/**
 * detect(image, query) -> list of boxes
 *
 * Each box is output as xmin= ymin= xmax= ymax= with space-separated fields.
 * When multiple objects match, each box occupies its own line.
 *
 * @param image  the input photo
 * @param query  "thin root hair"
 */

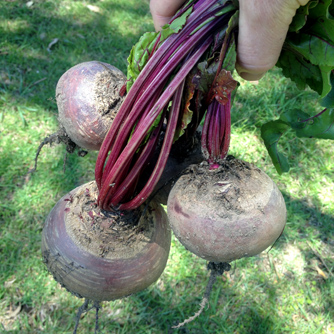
xmin=73 ymin=298 xmax=101 ymax=334
xmin=172 ymin=261 xmax=230 ymax=329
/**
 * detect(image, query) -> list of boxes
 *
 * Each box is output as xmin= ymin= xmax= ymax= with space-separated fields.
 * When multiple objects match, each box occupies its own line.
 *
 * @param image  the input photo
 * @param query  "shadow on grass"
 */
xmin=283 ymin=191 xmax=334 ymax=247
xmin=84 ymin=274 xmax=279 ymax=334
xmin=1 ymin=0 xmax=152 ymax=110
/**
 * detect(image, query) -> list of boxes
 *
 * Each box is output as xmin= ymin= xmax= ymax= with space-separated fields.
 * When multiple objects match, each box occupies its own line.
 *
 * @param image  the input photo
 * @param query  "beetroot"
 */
xmin=167 ymin=157 xmax=286 ymax=263
xmin=56 ymin=61 xmax=126 ymax=151
xmin=42 ymin=181 xmax=171 ymax=302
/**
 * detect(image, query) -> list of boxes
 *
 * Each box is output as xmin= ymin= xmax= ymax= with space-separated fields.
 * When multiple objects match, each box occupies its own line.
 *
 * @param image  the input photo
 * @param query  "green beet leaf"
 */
xmin=261 ymin=120 xmax=291 ymax=174
xmin=160 ymin=6 xmax=193 ymax=42
xmin=126 ymin=32 xmax=159 ymax=92
xmin=286 ymin=33 xmax=334 ymax=67
xmin=321 ymin=70 xmax=334 ymax=107
xmin=289 ymin=0 xmax=319 ymax=32
xmin=280 ymin=108 xmax=334 ymax=139
xmin=261 ymin=107 xmax=334 ymax=174
xmin=126 ymin=5 xmax=193 ymax=92
xmin=276 ymin=50 xmax=322 ymax=94
xmin=277 ymin=0 xmax=334 ymax=107
xmin=293 ymin=109 xmax=334 ymax=139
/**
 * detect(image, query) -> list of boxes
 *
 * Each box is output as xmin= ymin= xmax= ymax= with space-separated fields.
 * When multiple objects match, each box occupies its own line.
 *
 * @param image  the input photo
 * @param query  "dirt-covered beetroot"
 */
xmin=167 ymin=157 xmax=286 ymax=263
xmin=42 ymin=181 xmax=171 ymax=301
xmin=56 ymin=61 xmax=126 ymax=151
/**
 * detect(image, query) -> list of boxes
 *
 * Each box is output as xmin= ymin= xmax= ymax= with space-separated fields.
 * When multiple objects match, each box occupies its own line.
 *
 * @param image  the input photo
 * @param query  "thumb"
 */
xmin=236 ymin=0 xmax=309 ymax=81
xmin=150 ymin=0 xmax=187 ymax=31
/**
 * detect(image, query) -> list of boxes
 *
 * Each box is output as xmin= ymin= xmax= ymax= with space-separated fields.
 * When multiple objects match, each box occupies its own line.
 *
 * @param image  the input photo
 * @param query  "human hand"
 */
xmin=237 ymin=0 xmax=310 ymax=80
xmin=149 ymin=0 xmax=310 ymax=81
xmin=150 ymin=0 xmax=187 ymax=32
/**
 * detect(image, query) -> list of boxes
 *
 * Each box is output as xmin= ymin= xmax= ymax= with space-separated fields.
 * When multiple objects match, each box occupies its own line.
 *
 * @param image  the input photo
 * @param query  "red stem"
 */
xmin=97 ymin=38 xmax=212 ymax=209
xmin=100 ymin=88 xmax=164 ymax=186
xmin=95 ymin=14 xmax=222 ymax=189
xmin=203 ymin=94 xmax=231 ymax=164
xmin=299 ymin=108 xmax=327 ymax=122
xmin=118 ymin=80 xmax=185 ymax=210
xmin=103 ymin=111 xmax=165 ymax=208
xmin=201 ymin=102 xmax=213 ymax=159
xmin=213 ymin=100 xmax=221 ymax=159
xmin=220 ymin=96 xmax=231 ymax=159
xmin=219 ymin=102 xmax=226 ymax=149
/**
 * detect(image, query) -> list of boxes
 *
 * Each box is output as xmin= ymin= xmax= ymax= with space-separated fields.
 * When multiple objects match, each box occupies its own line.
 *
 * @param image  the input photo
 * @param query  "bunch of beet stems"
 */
xmin=95 ymin=0 xmax=237 ymax=211
xmin=201 ymin=96 xmax=231 ymax=168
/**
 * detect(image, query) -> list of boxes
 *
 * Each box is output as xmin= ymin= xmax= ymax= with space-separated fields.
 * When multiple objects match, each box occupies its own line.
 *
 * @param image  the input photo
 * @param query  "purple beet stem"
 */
xmin=95 ymin=0 xmax=236 ymax=210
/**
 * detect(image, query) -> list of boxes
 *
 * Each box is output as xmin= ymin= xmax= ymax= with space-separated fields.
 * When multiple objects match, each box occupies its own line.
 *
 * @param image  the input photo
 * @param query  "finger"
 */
xmin=150 ymin=0 xmax=187 ymax=31
xmin=236 ymin=0 xmax=309 ymax=81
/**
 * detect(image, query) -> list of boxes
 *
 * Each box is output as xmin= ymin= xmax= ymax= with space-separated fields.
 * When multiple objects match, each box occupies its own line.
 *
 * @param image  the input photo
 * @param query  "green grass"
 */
xmin=1 ymin=1 xmax=333 ymax=333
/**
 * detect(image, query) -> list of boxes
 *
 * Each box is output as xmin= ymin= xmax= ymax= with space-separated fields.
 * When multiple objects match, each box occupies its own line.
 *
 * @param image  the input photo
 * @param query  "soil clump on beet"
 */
xmin=64 ymin=181 xmax=155 ymax=259
xmin=172 ymin=156 xmax=259 ymax=215
xmin=92 ymin=63 xmax=125 ymax=118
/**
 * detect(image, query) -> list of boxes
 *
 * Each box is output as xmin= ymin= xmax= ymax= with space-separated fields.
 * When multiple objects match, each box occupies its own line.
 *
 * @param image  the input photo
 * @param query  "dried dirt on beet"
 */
xmin=172 ymin=156 xmax=264 ymax=215
xmin=94 ymin=65 xmax=125 ymax=119
xmin=65 ymin=181 xmax=155 ymax=260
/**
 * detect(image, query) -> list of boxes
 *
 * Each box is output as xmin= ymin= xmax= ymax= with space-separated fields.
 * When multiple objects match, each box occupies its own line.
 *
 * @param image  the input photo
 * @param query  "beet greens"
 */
xmin=262 ymin=0 xmax=334 ymax=173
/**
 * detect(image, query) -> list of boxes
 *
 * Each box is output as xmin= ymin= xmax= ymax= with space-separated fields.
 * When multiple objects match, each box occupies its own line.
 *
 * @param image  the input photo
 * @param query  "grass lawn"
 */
xmin=1 ymin=0 xmax=333 ymax=333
